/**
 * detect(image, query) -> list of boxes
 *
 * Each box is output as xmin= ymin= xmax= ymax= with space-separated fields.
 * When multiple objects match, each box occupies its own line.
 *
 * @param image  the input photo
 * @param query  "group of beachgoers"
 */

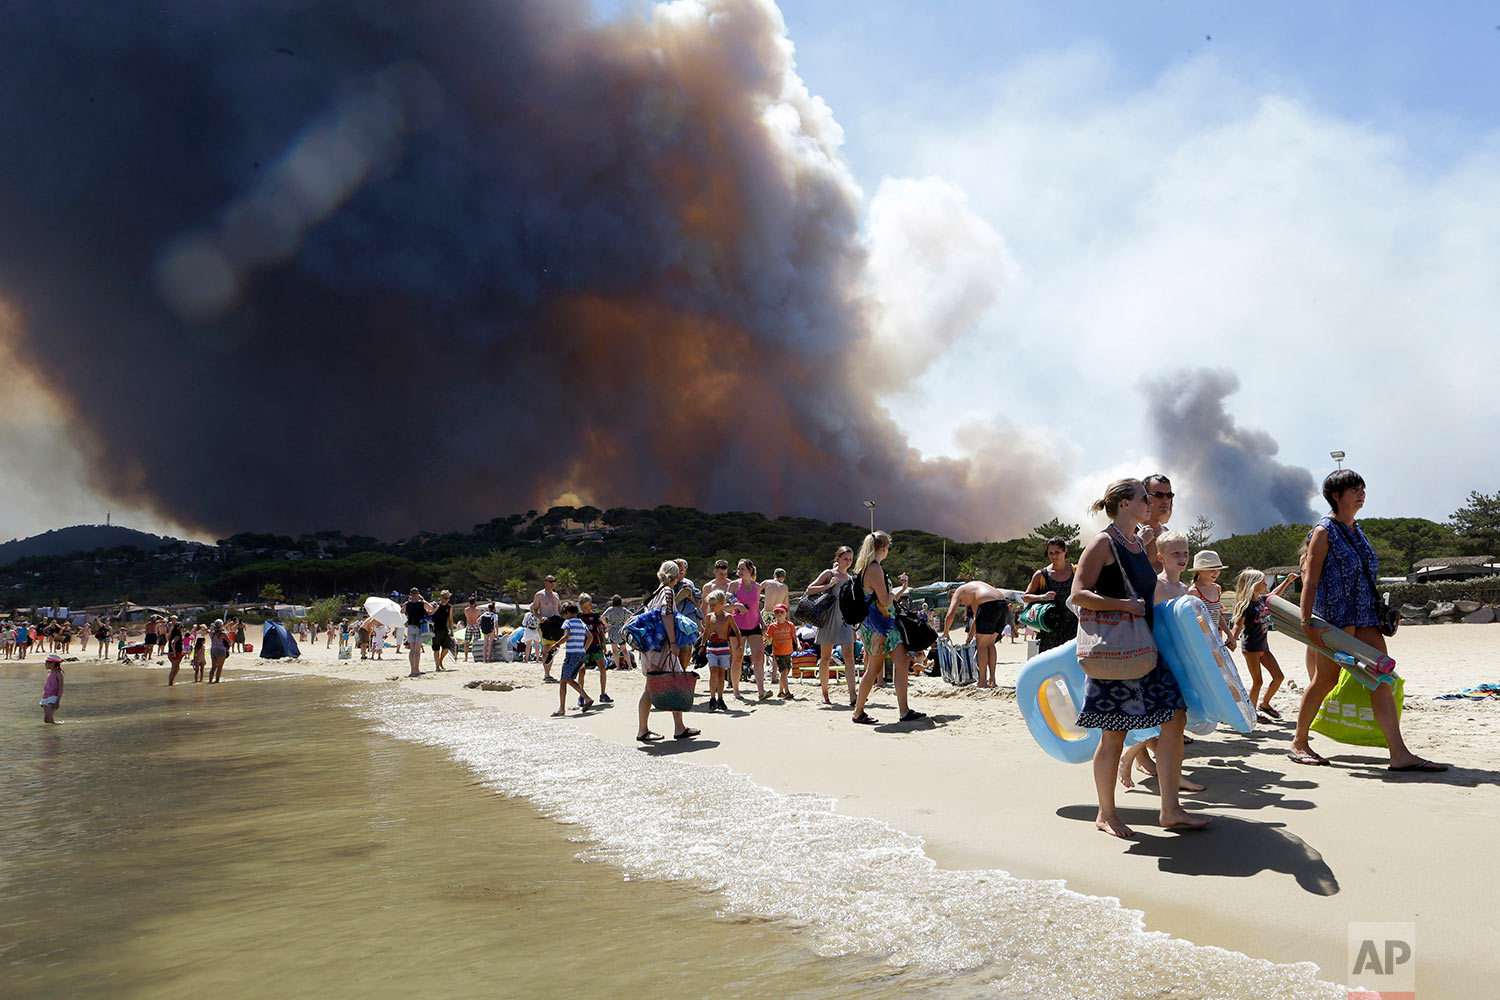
xmin=32 ymin=466 xmax=1446 ymax=840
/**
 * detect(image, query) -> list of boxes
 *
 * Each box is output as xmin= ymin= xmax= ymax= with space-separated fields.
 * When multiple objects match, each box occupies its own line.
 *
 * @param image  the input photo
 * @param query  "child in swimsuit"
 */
xmin=701 ymin=592 xmax=740 ymax=713
xmin=191 ymin=636 xmax=208 ymax=682
xmin=40 ymin=655 xmax=63 ymax=723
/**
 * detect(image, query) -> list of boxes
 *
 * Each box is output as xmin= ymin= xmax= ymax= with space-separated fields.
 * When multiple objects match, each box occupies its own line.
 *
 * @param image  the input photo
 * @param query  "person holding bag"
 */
xmin=635 ymin=560 xmax=702 ymax=744
xmin=1287 ymin=470 xmax=1446 ymax=772
xmin=804 ymin=545 xmax=857 ymax=705
xmin=1071 ymin=478 xmax=1208 ymax=838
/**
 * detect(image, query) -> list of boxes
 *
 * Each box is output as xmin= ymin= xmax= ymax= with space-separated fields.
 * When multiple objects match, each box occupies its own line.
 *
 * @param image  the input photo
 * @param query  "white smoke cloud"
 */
xmin=863 ymin=46 xmax=1500 ymax=525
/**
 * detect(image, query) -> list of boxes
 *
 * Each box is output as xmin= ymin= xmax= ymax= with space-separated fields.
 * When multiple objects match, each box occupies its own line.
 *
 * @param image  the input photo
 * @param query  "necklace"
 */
xmin=1107 ymin=522 xmax=1142 ymax=552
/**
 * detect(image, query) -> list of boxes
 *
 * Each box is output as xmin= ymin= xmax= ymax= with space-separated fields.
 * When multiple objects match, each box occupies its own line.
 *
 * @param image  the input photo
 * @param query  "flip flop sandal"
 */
xmin=636 ymin=731 xmax=664 ymax=743
xmin=674 ymin=728 xmax=701 ymax=740
xmin=852 ymin=712 xmax=878 ymax=725
xmin=1388 ymin=759 xmax=1448 ymax=772
xmin=898 ymin=710 xmax=927 ymax=722
xmin=1286 ymin=749 xmax=1329 ymax=766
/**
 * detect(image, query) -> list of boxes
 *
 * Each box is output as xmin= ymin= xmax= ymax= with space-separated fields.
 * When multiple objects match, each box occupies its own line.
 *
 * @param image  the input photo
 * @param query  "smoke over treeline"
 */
xmin=1145 ymin=368 xmax=1317 ymax=534
xmin=0 ymin=0 xmax=1060 ymax=540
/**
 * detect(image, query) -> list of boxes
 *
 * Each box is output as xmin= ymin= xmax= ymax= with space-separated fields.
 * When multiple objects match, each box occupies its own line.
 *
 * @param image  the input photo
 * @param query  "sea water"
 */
xmin=2 ymin=664 xmax=1345 ymax=999
xmin=0 ymin=665 xmax=940 ymax=999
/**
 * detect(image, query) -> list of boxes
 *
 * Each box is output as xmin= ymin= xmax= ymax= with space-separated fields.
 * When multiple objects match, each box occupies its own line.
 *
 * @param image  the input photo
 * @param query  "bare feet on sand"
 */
xmin=1096 ymin=812 xmax=1134 ymax=838
xmin=1159 ymin=810 xmax=1212 ymax=830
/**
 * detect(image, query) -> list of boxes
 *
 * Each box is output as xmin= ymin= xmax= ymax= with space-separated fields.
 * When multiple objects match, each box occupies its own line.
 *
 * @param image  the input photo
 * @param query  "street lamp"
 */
xmin=863 ymin=500 xmax=876 ymax=533
xmin=1330 ymin=450 xmax=1346 ymax=470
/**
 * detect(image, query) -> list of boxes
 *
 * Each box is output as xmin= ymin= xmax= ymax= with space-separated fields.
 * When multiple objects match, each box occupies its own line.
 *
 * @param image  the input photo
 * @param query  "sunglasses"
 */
xmin=1148 ymin=491 xmax=1176 ymax=500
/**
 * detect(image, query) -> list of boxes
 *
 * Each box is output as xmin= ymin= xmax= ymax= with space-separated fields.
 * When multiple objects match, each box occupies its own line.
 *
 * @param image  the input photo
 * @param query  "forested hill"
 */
xmin=0 ymin=525 xmax=171 ymax=566
xmin=1 ymin=497 xmax=1492 ymax=611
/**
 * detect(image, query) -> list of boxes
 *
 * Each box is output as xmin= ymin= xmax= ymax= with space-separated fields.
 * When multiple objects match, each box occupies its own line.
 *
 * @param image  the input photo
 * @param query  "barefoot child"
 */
xmin=700 ymin=592 xmax=740 ymax=712
xmin=552 ymin=601 xmax=593 ymax=718
xmin=1227 ymin=568 xmax=1297 ymax=721
xmin=1118 ymin=532 xmax=1204 ymax=793
xmin=766 ymin=604 xmax=796 ymax=699
xmin=40 ymin=654 xmax=63 ymax=723
xmin=191 ymin=636 xmax=207 ymax=682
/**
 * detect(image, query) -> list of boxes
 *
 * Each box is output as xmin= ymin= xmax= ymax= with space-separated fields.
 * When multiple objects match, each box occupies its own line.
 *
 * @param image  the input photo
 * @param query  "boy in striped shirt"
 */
xmin=552 ymin=601 xmax=594 ymax=717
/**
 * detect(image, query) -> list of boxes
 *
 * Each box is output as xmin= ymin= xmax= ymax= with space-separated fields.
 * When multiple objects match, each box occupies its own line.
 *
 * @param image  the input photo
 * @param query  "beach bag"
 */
xmin=1311 ymin=671 xmax=1404 ymax=747
xmin=793 ymin=588 xmax=836 ymax=628
xmin=338 ymin=647 xmax=351 ymax=660
xmin=838 ymin=572 xmax=868 ymax=626
xmin=894 ymin=600 xmax=937 ymax=652
xmin=642 ymin=646 xmax=696 ymax=711
xmin=1075 ymin=532 xmax=1156 ymax=681
xmin=935 ymin=638 xmax=977 ymax=686
xmin=539 ymin=615 xmax=564 ymax=642
xmin=478 ymin=612 xmax=496 ymax=635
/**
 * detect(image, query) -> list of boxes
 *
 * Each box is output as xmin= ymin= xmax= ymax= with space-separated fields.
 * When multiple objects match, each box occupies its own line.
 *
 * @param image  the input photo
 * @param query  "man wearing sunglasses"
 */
xmin=1141 ymin=473 xmax=1175 ymax=572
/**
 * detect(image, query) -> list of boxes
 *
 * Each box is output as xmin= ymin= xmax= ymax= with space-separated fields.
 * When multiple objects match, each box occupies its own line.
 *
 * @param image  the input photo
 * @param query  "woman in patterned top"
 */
xmin=1288 ymin=470 xmax=1446 ymax=771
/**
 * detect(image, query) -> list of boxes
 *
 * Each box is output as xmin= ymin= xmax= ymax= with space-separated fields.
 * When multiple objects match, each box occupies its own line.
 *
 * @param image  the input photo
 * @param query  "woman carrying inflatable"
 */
xmin=1072 ymin=479 xmax=1210 ymax=838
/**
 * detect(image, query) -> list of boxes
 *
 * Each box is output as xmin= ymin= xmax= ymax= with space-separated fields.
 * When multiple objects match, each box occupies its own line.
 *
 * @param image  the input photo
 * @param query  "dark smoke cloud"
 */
xmin=0 ymin=0 xmax=1059 ymax=540
xmin=1145 ymin=368 xmax=1317 ymax=534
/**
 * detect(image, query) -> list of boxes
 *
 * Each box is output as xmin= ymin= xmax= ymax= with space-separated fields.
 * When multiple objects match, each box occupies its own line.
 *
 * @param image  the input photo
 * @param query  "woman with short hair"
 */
xmin=1287 ymin=470 xmax=1446 ymax=771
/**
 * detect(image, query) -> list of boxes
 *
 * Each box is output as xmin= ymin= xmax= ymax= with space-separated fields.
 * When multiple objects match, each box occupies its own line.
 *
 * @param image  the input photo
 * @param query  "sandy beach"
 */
xmin=115 ymin=621 xmax=1500 ymax=995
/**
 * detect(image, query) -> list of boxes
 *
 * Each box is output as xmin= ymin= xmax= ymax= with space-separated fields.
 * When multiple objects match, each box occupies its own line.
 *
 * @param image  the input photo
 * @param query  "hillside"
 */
xmin=0 ymin=525 xmax=175 ymax=566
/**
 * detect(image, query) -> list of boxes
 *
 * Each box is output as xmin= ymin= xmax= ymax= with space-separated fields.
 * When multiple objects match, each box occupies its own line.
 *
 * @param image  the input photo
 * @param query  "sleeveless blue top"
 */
xmin=1312 ymin=515 xmax=1379 ymax=628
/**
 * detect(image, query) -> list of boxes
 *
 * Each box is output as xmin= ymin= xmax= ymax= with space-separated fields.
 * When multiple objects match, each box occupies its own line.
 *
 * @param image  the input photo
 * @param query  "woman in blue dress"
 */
xmin=1071 ymin=478 xmax=1210 ymax=838
xmin=1288 ymin=470 xmax=1446 ymax=771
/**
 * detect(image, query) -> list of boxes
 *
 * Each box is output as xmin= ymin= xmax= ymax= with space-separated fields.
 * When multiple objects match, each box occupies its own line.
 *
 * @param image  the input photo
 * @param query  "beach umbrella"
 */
xmin=363 ymin=596 xmax=404 ymax=629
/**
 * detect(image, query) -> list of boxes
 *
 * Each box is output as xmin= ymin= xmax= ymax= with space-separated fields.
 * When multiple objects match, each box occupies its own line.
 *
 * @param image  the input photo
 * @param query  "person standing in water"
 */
xmin=40 ymin=654 xmax=63 ymax=723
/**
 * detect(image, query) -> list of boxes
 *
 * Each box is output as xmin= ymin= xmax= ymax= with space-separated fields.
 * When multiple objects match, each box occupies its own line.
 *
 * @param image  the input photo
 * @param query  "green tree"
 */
xmin=1031 ymin=518 xmax=1080 ymax=544
xmin=504 ymin=577 xmax=529 ymax=606
xmin=553 ymin=567 xmax=579 ymax=595
xmin=1186 ymin=515 xmax=1215 ymax=551
xmin=309 ymin=596 xmax=344 ymax=624
xmin=956 ymin=557 xmax=979 ymax=581
xmin=259 ymin=582 xmax=284 ymax=606
xmin=1450 ymin=489 xmax=1500 ymax=554
xmin=1361 ymin=517 xmax=1456 ymax=574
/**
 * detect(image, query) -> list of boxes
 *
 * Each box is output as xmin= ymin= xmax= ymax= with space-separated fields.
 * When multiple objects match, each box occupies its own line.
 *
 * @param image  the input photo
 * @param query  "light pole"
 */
xmin=1330 ymin=450 xmax=1346 ymax=470
xmin=863 ymin=500 xmax=876 ymax=533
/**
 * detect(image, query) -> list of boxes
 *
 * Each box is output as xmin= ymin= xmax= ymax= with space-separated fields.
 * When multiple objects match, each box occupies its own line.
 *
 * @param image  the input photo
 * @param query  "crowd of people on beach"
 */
xmin=25 ymin=465 xmax=1444 ymax=841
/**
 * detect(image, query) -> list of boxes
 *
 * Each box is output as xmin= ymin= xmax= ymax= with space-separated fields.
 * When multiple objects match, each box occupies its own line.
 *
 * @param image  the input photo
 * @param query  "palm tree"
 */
xmin=504 ymin=577 xmax=528 ymax=607
xmin=259 ymin=582 xmax=285 ymax=607
xmin=553 ymin=567 xmax=579 ymax=595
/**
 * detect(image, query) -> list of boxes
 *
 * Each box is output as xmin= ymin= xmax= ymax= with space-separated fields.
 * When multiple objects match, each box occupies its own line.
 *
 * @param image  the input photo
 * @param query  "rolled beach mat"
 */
xmin=1265 ymin=595 xmax=1395 ymax=690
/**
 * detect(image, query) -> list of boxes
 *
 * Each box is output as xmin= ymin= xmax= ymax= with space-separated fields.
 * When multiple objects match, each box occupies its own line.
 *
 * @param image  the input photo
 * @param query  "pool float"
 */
xmin=1016 ymin=596 xmax=1255 ymax=763
xmin=1265 ymin=595 xmax=1396 ymax=690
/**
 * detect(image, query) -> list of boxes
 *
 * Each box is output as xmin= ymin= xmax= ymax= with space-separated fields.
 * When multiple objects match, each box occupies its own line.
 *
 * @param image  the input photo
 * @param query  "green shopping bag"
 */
xmin=1310 ymin=671 xmax=1404 ymax=747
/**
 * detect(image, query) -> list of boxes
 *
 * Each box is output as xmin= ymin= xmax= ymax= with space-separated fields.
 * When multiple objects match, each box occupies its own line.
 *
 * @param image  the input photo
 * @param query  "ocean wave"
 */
xmin=352 ymin=687 xmax=1344 ymax=1000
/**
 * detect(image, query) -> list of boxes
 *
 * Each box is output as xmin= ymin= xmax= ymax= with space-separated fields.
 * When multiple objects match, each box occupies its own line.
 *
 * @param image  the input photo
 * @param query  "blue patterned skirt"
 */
xmin=1075 ymin=655 xmax=1185 ymax=731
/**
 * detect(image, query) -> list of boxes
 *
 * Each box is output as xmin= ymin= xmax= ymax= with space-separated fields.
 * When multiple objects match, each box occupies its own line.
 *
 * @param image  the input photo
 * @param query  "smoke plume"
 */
xmin=0 ymin=0 xmax=1057 ymax=540
xmin=1145 ymin=368 xmax=1317 ymax=533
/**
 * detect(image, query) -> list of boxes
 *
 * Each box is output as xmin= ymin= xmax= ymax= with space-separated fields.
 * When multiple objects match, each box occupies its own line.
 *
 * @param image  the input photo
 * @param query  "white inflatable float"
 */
xmin=1016 ymin=596 xmax=1255 ymax=763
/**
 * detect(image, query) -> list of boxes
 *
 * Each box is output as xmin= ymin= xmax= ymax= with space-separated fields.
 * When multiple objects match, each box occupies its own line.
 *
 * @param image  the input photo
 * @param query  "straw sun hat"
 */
xmin=1192 ymin=550 xmax=1227 ymax=571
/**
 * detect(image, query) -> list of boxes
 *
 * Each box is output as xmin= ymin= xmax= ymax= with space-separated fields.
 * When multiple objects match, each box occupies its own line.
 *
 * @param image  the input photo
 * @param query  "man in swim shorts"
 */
xmin=942 ymin=580 xmax=1012 ymax=689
